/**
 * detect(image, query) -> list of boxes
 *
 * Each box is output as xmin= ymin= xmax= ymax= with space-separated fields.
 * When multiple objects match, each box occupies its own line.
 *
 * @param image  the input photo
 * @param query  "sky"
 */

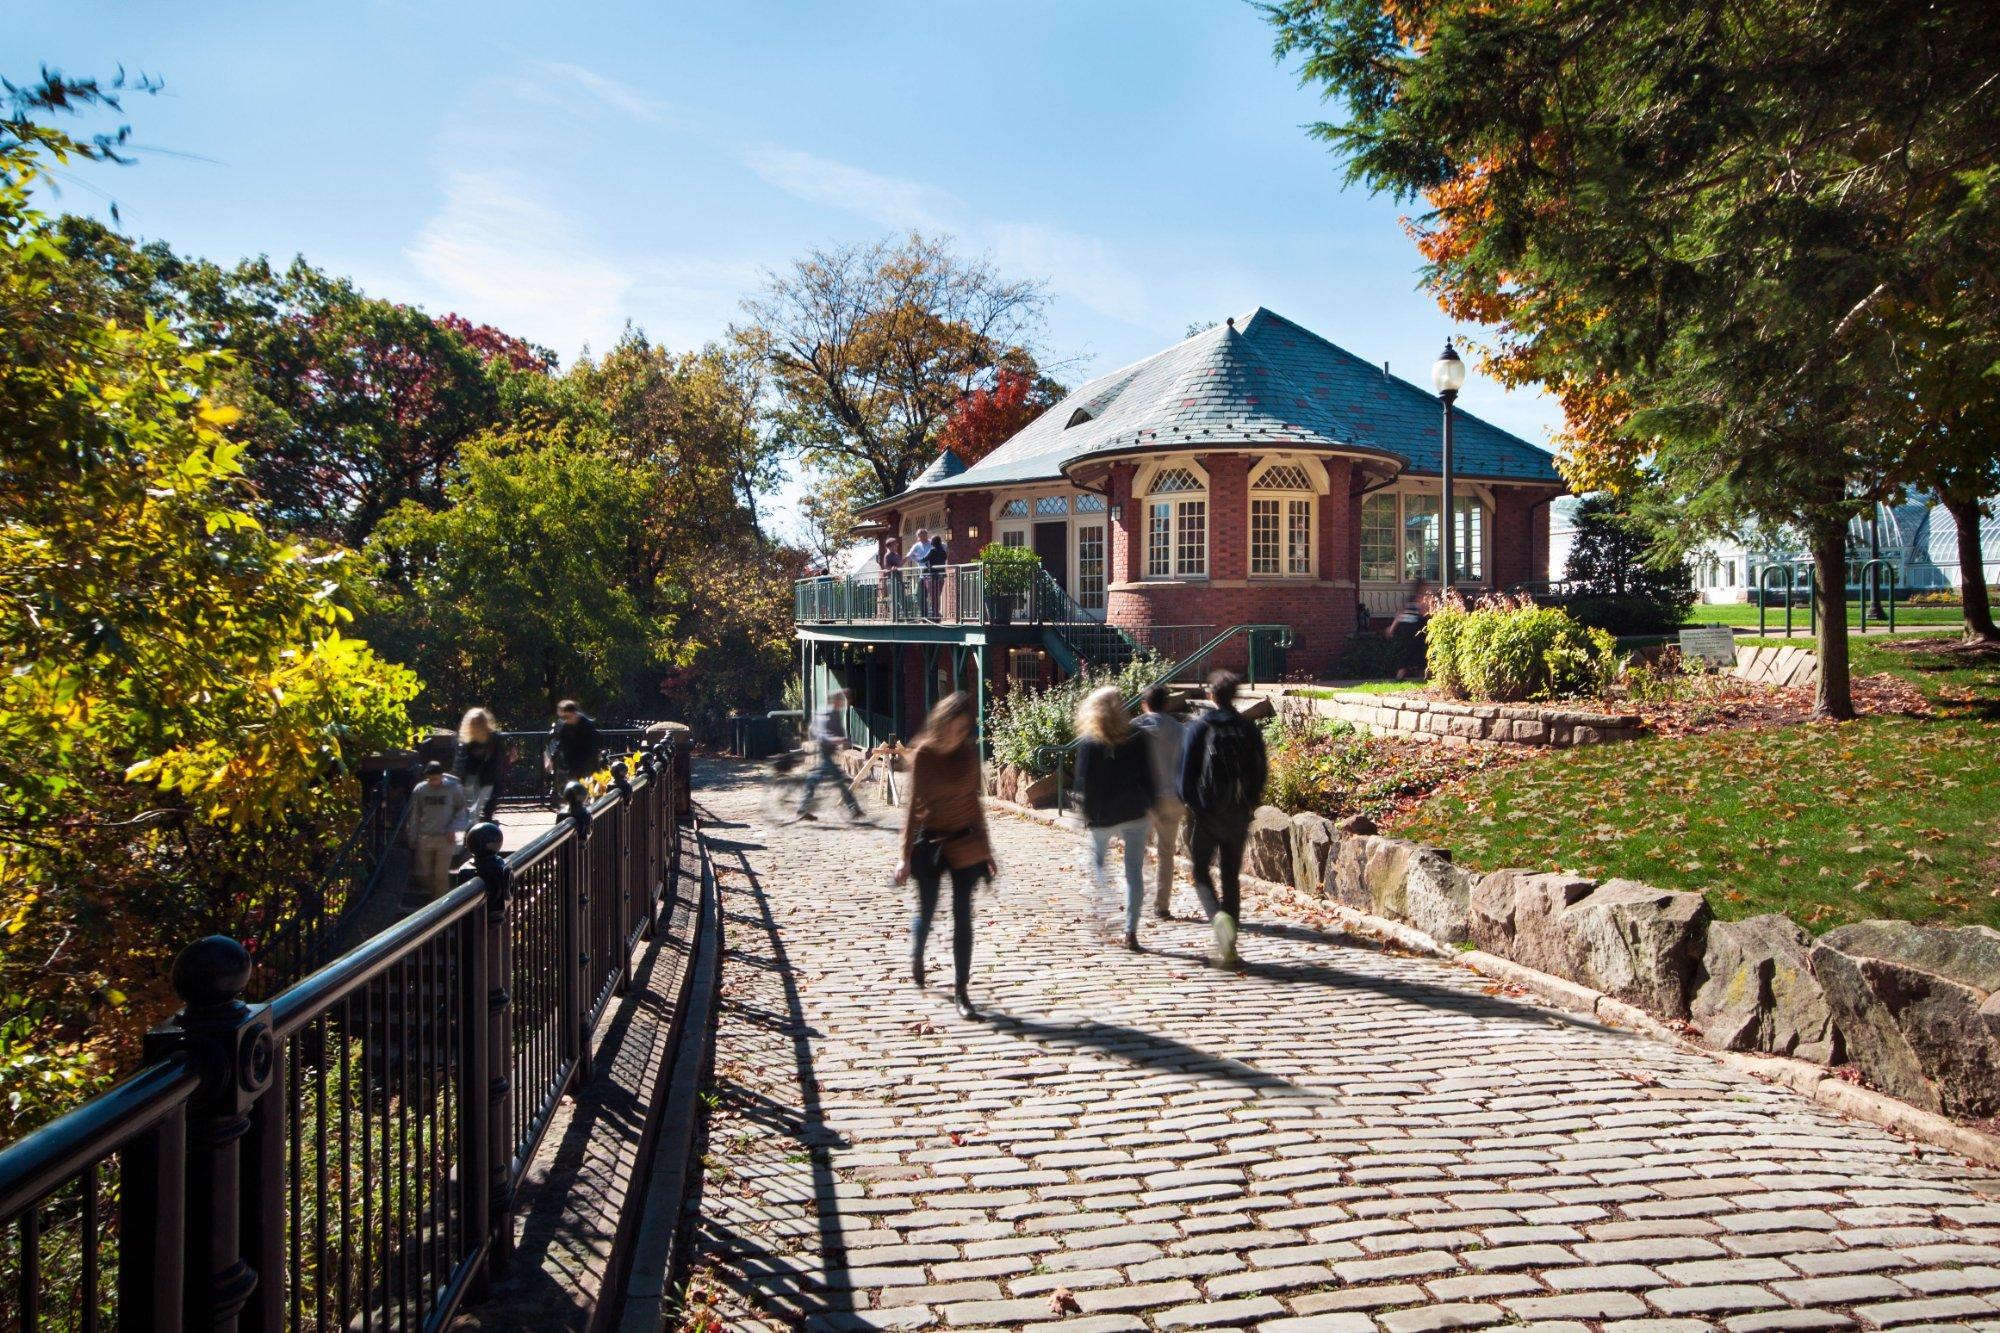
xmin=17 ymin=1 xmax=1562 ymax=536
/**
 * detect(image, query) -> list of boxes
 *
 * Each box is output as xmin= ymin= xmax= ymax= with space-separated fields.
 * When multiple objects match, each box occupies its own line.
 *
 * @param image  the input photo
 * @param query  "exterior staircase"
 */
xmin=1034 ymin=570 xmax=1143 ymax=673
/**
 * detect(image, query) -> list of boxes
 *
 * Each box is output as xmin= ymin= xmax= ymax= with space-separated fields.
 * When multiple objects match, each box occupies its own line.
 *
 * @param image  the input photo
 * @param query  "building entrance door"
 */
xmin=1033 ymin=521 xmax=1069 ymax=596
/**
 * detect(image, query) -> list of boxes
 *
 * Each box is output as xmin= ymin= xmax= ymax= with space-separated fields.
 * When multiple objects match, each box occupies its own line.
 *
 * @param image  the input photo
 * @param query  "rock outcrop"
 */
xmin=1692 ymin=915 xmax=1840 ymax=1063
xmin=1810 ymin=921 xmax=2000 ymax=1118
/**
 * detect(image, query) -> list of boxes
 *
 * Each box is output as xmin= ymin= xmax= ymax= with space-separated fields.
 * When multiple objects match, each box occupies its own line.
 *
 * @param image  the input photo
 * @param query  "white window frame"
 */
xmin=992 ymin=487 xmax=1114 ymax=614
xmin=1247 ymin=457 xmax=1323 ymax=579
xmin=1136 ymin=460 xmax=1210 ymax=580
xmin=1358 ymin=483 xmax=1490 ymax=592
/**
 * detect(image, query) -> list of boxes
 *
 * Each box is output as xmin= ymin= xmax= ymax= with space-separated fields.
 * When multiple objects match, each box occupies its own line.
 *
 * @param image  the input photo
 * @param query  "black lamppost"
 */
xmin=1868 ymin=502 xmax=1888 ymax=620
xmin=1431 ymin=340 xmax=1467 ymax=591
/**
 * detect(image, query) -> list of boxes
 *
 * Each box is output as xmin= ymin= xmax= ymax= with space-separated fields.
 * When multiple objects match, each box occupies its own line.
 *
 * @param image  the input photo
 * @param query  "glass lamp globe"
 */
xmin=1431 ymin=340 xmax=1467 ymax=395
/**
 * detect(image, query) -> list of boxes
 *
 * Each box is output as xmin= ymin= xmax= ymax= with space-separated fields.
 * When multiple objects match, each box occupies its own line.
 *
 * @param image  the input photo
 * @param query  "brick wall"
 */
xmin=1489 ymin=486 xmax=1555 ymax=589
xmin=945 ymin=490 xmax=994 ymax=556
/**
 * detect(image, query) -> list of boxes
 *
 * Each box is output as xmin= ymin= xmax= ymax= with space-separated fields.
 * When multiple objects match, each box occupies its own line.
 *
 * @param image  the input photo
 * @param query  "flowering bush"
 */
xmin=1426 ymin=594 xmax=1618 ymax=702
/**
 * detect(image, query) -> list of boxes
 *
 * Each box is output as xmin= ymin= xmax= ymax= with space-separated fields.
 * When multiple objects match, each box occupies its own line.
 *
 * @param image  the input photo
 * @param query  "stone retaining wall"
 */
xmin=1282 ymin=691 xmax=1644 ymax=747
xmin=1228 ymin=803 xmax=2000 ymax=1122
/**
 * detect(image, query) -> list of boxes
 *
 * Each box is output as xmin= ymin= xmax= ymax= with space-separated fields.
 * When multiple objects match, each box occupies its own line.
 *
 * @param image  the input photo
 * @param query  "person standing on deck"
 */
xmin=453 ymin=707 xmax=506 ymax=821
xmin=407 ymin=761 xmax=469 ymax=901
xmin=1177 ymin=671 xmax=1267 ymax=969
xmin=895 ymin=692 xmax=995 ymax=1020
xmin=546 ymin=700 xmax=603 ymax=808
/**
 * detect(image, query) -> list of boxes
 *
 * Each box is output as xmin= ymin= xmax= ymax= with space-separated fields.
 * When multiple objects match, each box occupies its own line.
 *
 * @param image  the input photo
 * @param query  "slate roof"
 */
xmin=880 ymin=307 xmax=1561 ymax=507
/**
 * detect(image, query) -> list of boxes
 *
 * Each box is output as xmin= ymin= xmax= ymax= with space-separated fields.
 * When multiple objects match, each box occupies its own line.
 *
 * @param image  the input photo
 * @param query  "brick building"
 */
xmin=793 ymin=308 xmax=1565 ymax=749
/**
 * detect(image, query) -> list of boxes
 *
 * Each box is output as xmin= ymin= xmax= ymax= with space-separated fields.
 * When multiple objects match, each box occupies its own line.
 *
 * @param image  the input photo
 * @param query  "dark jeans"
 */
xmin=924 ymin=570 xmax=944 ymax=618
xmin=1188 ymin=818 xmax=1247 ymax=922
xmin=912 ymin=862 xmax=980 ymax=991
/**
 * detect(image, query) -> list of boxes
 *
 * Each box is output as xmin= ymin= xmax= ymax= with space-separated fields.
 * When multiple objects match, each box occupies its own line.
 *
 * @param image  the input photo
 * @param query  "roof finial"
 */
xmin=1225 ymin=316 xmax=1235 ymax=329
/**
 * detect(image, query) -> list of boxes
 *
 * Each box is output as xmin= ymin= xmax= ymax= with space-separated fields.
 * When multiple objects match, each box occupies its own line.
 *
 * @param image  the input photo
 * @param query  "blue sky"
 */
xmin=20 ymin=1 xmax=1560 ymax=532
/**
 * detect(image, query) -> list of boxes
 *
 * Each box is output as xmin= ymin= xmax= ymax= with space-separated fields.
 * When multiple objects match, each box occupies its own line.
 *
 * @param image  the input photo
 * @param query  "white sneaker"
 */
xmin=1211 ymin=913 xmax=1240 ymax=968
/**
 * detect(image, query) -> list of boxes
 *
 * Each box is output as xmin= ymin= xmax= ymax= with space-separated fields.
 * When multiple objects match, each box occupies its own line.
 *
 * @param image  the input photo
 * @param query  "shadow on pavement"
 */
xmin=985 ymin=1011 xmax=1307 ymax=1097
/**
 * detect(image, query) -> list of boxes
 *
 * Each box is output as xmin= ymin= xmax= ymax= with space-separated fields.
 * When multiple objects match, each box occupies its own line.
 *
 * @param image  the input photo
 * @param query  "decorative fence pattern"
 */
xmin=0 ymin=739 xmax=689 ymax=1331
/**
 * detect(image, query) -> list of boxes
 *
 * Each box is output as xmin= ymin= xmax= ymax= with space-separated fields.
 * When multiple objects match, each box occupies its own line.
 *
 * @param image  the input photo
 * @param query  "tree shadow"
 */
xmin=983 ymin=1011 xmax=1308 ymax=1097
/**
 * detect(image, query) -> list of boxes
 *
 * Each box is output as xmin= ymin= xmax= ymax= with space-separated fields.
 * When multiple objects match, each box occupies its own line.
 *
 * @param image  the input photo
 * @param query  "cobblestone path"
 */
xmin=683 ymin=763 xmax=2000 ymax=1333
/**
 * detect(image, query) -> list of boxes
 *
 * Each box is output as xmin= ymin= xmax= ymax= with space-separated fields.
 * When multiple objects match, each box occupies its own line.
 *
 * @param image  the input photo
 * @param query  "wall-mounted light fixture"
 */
xmin=1109 ymin=504 xmax=1123 ymax=523
xmin=967 ymin=524 xmax=980 ymax=540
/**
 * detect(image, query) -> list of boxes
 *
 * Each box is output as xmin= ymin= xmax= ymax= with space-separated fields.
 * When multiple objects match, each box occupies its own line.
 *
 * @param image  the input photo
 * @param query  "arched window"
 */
xmin=1249 ymin=461 xmax=1318 ymax=577
xmin=1144 ymin=465 xmax=1208 ymax=578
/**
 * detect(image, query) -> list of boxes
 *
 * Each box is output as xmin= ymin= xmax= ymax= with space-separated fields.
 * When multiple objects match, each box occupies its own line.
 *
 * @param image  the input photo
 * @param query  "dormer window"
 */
xmin=1065 ymin=408 xmax=1094 ymax=429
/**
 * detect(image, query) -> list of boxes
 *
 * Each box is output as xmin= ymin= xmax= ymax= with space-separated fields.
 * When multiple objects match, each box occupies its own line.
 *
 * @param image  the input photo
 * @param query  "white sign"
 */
xmin=1678 ymin=626 xmax=1738 ymax=666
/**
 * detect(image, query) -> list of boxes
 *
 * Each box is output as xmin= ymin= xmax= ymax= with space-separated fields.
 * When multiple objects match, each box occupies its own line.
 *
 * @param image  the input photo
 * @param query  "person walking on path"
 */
xmin=894 ymin=692 xmax=995 ymax=1020
xmin=1133 ymin=684 xmax=1187 ymax=920
xmin=906 ymin=529 xmax=935 ymax=619
xmin=923 ymin=530 xmax=951 ymax=619
xmin=799 ymin=690 xmax=864 ymax=821
xmin=546 ymin=700 xmax=603 ymax=807
xmin=1074 ymin=686 xmax=1156 ymax=952
xmin=1177 ymin=670 xmax=1267 ymax=969
xmin=407 ymin=760 xmax=469 ymax=901
xmin=453 ymin=707 xmax=506 ymax=821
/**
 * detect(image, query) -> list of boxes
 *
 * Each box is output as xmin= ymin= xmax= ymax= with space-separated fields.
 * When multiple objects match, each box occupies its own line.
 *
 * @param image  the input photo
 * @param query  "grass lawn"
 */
xmin=1685 ymin=600 xmax=1965 ymax=629
xmin=1389 ymin=634 xmax=2000 ymax=933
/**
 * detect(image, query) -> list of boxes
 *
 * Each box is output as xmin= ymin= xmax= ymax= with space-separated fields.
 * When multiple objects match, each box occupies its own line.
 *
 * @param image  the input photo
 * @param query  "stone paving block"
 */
xmin=678 ymin=766 xmax=2000 ymax=1333
xmin=1376 ymin=1303 xmax=1505 ymax=1332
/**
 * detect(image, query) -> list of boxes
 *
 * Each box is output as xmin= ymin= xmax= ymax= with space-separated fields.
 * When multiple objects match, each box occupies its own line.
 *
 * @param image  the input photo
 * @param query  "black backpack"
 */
xmin=1194 ymin=712 xmax=1263 ymax=815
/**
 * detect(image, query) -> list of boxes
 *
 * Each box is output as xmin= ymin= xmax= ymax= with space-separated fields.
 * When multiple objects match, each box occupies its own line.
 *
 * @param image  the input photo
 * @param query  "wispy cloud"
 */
xmin=533 ymin=61 xmax=674 ymax=125
xmin=744 ymin=143 xmax=1155 ymax=329
xmin=407 ymin=169 xmax=635 ymax=359
xmin=743 ymin=146 xmax=960 ymax=234
xmin=405 ymin=170 xmax=764 ymax=363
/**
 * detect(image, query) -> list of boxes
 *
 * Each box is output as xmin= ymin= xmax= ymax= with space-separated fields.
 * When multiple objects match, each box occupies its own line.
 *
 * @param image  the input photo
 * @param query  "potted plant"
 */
xmin=978 ymin=543 xmax=1040 ymax=625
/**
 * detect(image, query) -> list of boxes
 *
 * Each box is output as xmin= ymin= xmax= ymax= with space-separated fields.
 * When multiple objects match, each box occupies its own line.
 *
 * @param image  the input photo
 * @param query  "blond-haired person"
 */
xmin=1074 ymin=686 xmax=1156 ymax=951
xmin=452 ymin=707 xmax=505 ymax=822
xmin=895 ymin=692 xmax=995 ymax=1019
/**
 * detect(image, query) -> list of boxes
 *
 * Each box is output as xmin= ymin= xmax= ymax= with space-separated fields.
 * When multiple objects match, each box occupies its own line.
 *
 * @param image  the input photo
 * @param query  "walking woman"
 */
xmin=895 ymin=692 xmax=996 ymax=1019
xmin=453 ymin=707 xmax=506 ymax=821
xmin=1074 ymin=686 xmax=1156 ymax=951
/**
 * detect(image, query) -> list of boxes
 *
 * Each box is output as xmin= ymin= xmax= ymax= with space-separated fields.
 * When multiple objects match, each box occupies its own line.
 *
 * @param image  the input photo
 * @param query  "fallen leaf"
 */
xmin=1048 ymin=1287 xmax=1080 ymax=1315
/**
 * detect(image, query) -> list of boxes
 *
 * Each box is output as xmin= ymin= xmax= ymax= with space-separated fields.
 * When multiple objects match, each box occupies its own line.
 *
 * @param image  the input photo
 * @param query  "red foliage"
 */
xmin=939 ymin=369 xmax=1041 ymax=465
xmin=439 ymin=312 xmax=556 ymax=373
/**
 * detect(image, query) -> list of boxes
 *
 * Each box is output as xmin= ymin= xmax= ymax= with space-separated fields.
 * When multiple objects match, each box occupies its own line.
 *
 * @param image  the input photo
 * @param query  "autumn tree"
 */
xmin=1 ymin=77 xmax=419 ymax=1128
xmin=740 ymin=233 xmax=1052 ymax=505
xmin=1266 ymin=0 xmax=2000 ymax=715
xmin=939 ymin=365 xmax=1065 ymax=466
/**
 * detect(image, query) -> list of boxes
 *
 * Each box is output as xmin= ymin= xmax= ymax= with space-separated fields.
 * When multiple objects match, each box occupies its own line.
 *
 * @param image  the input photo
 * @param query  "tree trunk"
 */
xmin=1943 ymin=493 xmax=1998 ymax=643
xmin=1810 ymin=523 xmax=1854 ymax=720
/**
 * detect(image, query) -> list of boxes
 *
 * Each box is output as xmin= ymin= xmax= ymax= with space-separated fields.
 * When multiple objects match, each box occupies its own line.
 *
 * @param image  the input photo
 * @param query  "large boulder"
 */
xmin=1692 ymin=914 xmax=1840 ymax=1064
xmin=1557 ymin=879 xmax=1710 ymax=1018
xmin=1479 ymin=871 xmax=1598 ymax=975
xmin=1326 ymin=834 xmax=1440 ymax=923
xmin=1289 ymin=813 xmax=1338 ymax=898
xmin=1404 ymin=851 xmax=1474 ymax=946
xmin=1809 ymin=921 xmax=2000 ymax=1118
xmin=1246 ymin=805 xmax=1295 ymax=884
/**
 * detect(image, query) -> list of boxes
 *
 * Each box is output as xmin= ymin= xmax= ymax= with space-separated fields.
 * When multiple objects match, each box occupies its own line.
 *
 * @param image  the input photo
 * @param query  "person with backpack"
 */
xmin=1074 ymin=686 xmax=1157 ymax=951
xmin=894 ymin=692 xmax=995 ymax=1019
xmin=1133 ymin=685 xmax=1187 ymax=919
xmin=1177 ymin=670 xmax=1268 ymax=969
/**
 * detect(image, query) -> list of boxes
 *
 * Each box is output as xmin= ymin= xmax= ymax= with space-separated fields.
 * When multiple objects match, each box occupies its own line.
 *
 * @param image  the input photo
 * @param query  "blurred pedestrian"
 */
xmin=453 ymin=707 xmax=505 ymax=821
xmin=907 ymin=529 xmax=935 ymax=618
xmin=895 ymin=692 xmax=995 ymax=1019
xmin=799 ymin=690 xmax=864 ymax=821
xmin=1133 ymin=684 xmax=1187 ymax=919
xmin=546 ymin=700 xmax=602 ymax=807
xmin=1177 ymin=671 xmax=1267 ymax=969
xmin=407 ymin=760 xmax=468 ymax=901
xmin=1074 ymin=686 xmax=1155 ymax=951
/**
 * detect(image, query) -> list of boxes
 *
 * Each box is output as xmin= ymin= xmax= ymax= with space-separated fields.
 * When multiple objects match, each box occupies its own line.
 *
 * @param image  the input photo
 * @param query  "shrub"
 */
xmin=1334 ymin=632 xmax=1402 ymax=680
xmin=1427 ymin=596 xmax=1617 ymax=702
xmin=977 ymin=542 xmax=1042 ymax=598
xmin=987 ymin=652 xmax=1166 ymax=775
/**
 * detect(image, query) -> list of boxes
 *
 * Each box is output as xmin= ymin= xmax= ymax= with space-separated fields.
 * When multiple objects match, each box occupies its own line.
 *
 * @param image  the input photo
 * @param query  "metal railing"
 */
xmin=0 ymin=738 xmax=689 ymax=1330
xmin=247 ymin=779 xmax=411 ymax=1000
xmin=794 ymin=564 xmax=986 ymax=625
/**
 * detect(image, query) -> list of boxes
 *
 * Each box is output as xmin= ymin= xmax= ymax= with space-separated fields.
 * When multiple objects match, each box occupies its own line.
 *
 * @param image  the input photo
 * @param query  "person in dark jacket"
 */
xmin=452 ymin=707 xmax=506 ymax=820
xmin=1177 ymin=671 xmax=1267 ymax=968
xmin=546 ymin=700 xmax=603 ymax=807
xmin=923 ymin=530 xmax=950 ymax=619
xmin=1074 ymin=686 xmax=1156 ymax=951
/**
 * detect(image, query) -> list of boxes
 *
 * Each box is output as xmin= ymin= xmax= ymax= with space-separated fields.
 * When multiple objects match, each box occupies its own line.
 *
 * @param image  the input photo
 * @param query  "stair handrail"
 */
xmin=1032 ymin=568 xmax=1142 ymax=656
xmin=1028 ymin=621 xmax=1294 ymax=810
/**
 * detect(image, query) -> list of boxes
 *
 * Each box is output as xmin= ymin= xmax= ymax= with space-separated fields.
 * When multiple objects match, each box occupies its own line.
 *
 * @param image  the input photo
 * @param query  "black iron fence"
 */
xmin=0 ymin=738 xmax=689 ymax=1330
